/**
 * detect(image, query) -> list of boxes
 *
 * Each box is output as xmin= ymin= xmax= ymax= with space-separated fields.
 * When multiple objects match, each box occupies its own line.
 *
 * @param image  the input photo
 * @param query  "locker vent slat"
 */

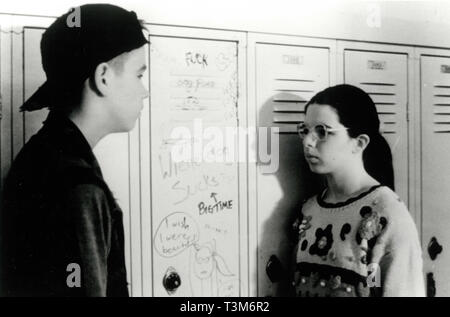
xmin=375 ymin=102 xmax=396 ymax=105
xmin=360 ymin=82 xmax=396 ymax=86
xmin=272 ymin=78 xmax=316 ymax=134
xmin=275 ymin=78 xmax=314 ymax=82
xmin=360 ymin=82 xmax=398 ymax=134
xmin=275 ymin=89 xmax=314 ymax=93
xmin=432 ymin=86 xmax=450 ymax=133
xmin=271 ymin=99 xmax=305 ymax=103
xmin=368 ymin=92 xmax=396 ymax=96
xmin=273 ymin=104 xmax=305 ymax=113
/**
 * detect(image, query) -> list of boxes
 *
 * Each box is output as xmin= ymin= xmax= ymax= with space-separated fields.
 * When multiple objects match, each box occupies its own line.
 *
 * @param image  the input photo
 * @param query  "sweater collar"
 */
xmin=317 ymin=184 xmax=383 ymax=209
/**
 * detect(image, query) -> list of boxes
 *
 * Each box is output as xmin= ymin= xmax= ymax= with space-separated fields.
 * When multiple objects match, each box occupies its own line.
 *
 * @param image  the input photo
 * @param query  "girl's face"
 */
xmin=302 ymin=104 xmax=356 ymax=175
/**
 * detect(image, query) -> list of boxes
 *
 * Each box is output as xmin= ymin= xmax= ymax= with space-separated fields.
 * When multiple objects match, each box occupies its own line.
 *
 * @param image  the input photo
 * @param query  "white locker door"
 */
xmin=0 ymin=21 xmax=5 ymax=187
xmin=23 ymin=28 xmax=49 ymax=143
xmin=255 ymin=44 xmax=331 ymax=296
xmin=149 ymin=35 xmax=243 ymax=297
xmin=16 ymin=25 xmax=144 ymax=296
xmin=344 ymin=50 xmax=409 ymax=205
xmin=421 ymin=55 xmax=450 ymax=297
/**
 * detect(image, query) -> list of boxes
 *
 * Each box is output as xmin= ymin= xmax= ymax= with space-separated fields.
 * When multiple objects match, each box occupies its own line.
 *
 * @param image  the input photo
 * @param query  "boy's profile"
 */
xmin=0 ymin=4 xmax=149 ymax=297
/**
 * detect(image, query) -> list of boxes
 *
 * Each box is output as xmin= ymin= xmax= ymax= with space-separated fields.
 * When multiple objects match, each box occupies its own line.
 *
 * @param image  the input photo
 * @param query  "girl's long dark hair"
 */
xmin=305 ymin=84 xmax=395 ymax=190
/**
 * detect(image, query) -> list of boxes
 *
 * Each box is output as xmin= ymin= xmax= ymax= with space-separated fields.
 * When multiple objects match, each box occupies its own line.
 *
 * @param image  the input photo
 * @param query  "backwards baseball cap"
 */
xmin=21 ymin=4 xmax=149 ymax=112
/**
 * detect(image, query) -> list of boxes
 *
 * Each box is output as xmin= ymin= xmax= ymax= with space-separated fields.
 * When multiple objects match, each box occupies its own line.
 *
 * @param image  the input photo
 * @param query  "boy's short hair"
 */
xmin=21 ymin=4 xmax=148 ymax=112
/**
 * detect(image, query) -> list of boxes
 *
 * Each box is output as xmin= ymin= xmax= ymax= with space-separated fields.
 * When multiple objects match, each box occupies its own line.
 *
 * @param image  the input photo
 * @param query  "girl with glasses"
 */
xmin=291 ymin=84 xmax=424 ymax=297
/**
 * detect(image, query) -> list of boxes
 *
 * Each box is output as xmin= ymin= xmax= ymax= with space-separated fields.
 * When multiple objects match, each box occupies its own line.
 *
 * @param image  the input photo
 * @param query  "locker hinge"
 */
xmin=235 ymin=86 xmax=239 ymax=122
xmin=0 ymin=92 xmax=2 ymax=120
xmin=406 ymin=102 xmax=410 ymax=122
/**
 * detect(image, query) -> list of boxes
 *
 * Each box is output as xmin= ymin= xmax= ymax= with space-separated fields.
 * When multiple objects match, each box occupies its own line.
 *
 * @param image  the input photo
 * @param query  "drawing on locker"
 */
xmin=150 ymin=35 xmax=241 ymax=296
xmin=154 ymin=212 xmax=237 ymax=296
xmin=189 ymin=239 xmax=235 ymax=297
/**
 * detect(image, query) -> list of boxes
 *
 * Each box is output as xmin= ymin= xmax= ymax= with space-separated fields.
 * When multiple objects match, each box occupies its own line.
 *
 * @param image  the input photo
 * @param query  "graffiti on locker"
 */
xmin=185 ymin=51 xmax=208 ymax=67
xmin=150 ymin=36 xmax=240 ymax=296
xmin=153 ymin=44 xmax=238 ymax=122
xmin=154 ymin=212 xmax=200 ymax=258
xmin=189 ymin=239 xmax=237 ymax=297
xmin=198 ymin=192 xmax=233 ymax=216
xmin=153 ymin=211 xmax=239 ymax=296
xmin=157 ymin=151 xmax=236 ymax=206
xmin=216 ymin=52 xmax=233 ymax=71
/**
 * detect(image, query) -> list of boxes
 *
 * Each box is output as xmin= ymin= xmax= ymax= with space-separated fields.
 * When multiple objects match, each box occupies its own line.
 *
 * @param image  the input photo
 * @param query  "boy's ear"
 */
xmin=353 ymin=134 xmax=370 ymax=153
xmin=91 ymin=62 xmax=113 ymax=96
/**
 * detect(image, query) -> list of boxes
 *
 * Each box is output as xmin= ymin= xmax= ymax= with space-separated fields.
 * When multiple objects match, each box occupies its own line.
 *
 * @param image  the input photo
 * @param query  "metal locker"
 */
xmin=145 ymin=26 xmax=248 ymax=297
xmin=343 ymin=50 xmax=409 ymax=205
xmin=11 ymin=19 xmax=144 ymax=296
xmin=0 ymin=19 xmax=5 ymax=188
xmin=0 ymin=14 xmax=13 ymax=207
xmin=23 ymin=28 xmax=49 ymax=143
xmin=420 ymin=54 xmax=450 ymax=297
xmin=253 ymin=39 xmax=334 ymax=296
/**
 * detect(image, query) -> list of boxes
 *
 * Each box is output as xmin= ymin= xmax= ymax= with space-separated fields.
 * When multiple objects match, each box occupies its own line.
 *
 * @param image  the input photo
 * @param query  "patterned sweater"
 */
xmin=292 ymin=185 xmax=425 ymax=297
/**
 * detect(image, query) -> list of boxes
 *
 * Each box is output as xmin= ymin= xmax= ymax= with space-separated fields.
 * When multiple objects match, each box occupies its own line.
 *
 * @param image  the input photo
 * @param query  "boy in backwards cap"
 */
xmin=0 ymin=4 xmax=149 ymax=296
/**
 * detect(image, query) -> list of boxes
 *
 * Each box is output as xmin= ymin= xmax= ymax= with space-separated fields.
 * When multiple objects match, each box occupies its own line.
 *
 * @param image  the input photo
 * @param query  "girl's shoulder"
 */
xmin=371 ymin=186 xmax=409 ymax=217
xmin=369 ymin=186 xmax=418 ymax=236
xmin=299 ymin=193 xmax=320 ymax=215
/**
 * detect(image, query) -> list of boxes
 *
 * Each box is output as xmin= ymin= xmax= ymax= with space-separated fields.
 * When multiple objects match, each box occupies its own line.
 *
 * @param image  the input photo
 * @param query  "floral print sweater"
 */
xmin=292 ymin=185 xmax=425 ymax=297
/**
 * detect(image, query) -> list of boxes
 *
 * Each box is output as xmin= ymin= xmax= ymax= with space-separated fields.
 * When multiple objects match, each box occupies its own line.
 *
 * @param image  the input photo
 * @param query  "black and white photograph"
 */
xmin=0 ymin=0 xmax=449 ymax=299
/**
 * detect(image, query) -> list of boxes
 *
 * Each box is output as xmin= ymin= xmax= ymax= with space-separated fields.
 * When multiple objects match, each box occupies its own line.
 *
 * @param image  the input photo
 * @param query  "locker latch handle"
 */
xmin=266 ymin=254 xmax=285 ymax=283
xmin=427 ymin=272 xmax=436 ymax=297
xmin=428 ymin=236 xmax=443 ymax=261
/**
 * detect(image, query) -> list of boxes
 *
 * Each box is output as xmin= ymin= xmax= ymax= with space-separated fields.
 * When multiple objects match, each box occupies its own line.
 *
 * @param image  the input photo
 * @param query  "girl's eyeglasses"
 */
xmin=297 ymin=123 xmax=349 ymax=141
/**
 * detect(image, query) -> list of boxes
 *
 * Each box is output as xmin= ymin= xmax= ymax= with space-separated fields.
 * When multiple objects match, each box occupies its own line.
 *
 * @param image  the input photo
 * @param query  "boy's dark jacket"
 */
xmin=0 ymin=111 xmax=129 ymax=297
